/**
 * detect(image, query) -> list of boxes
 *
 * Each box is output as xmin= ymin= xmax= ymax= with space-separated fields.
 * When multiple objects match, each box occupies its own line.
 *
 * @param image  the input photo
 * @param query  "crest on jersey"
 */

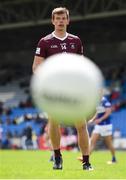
xmin=70 ymin=43 xmax=75 ymax=49
xmin=60 ymin=43 xmax=67 ymax=50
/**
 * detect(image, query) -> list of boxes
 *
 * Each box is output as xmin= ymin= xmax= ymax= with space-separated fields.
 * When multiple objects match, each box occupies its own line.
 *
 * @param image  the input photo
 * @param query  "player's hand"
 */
xmin=94 ymin=118 xmax=102 ymax=124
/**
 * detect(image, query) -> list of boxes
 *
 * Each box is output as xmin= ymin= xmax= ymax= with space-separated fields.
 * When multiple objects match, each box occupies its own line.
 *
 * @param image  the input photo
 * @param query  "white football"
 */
xmin=31 ymin=53 xmax=104 ymax=124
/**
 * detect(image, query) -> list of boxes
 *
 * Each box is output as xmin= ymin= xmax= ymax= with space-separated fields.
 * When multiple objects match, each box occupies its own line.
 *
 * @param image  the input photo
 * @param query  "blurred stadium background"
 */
xmin=0 ymin=0 xmax=126 ymax=151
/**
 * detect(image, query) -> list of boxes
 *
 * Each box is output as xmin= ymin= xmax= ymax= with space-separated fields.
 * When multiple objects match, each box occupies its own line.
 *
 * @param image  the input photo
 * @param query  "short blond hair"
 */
xmin=52 ymin=7 xmax=69 ymax=20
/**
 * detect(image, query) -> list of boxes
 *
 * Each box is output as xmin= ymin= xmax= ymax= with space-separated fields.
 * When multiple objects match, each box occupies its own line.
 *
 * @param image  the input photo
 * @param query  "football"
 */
xmin=31 ymin=53 xmax=104 ymax=124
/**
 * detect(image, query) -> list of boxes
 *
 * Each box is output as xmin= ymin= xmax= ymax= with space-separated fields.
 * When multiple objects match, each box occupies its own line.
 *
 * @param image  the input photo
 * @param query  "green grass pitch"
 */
xmin=0 ymin=150 xmax=125 ymax=179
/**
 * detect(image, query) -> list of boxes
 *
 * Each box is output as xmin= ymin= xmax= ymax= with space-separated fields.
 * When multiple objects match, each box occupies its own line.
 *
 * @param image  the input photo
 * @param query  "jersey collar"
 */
xmin=52 ymin=31 xmax=68 ymax=41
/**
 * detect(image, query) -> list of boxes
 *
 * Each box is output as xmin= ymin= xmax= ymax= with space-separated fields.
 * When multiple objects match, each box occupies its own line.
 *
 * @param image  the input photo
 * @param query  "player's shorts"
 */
xmin=92 ymin=124 xmax=112 ymax=136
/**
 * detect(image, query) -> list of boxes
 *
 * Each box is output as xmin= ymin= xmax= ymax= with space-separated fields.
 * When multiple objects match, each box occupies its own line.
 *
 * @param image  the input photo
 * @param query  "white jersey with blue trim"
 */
xmin=96 ymin=96 xmax=112 ymax=125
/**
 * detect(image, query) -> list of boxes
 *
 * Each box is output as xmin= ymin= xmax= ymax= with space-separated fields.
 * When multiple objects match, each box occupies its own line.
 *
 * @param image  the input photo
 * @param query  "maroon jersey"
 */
xmin=35 ymin=32 xmax=83 ymax=58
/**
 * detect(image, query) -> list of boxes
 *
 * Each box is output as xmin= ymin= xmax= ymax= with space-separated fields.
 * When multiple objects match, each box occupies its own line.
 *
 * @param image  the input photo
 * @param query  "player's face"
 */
xmin=52 ymin=13 xmax=69 ymax=31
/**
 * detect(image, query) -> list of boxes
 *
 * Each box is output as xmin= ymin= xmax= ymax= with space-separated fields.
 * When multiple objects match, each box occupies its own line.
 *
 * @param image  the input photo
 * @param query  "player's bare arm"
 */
xmin=88 ymin=113 xmax=97 ymax=124
xmin=94 ymin=107 xmax=112 ymax=124
xmin=32 ymin=56 xmax=44 ymax=73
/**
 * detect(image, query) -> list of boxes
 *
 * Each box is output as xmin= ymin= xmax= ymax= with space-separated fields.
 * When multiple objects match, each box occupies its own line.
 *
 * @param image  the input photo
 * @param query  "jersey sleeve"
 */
xmin=35 ymin=38 xmax=47 ymax=58
xmin=104 ymin=99 xmax=111 ymax=108
xmin=77 ymin=38 xmax=84 ymax=55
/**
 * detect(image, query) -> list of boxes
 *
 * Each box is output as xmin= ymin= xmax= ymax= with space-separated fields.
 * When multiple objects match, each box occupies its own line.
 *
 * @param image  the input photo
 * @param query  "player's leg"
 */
xmin=90 ymin=132 xmax=100 ymax=154
xmin=104 ymin=135 xmax=117 ymax=163
xmin=43 ymin=123 xmax=54 ymax=162
xmin=75 ymin=122 xmax=93 ymax=170
xmin=90 ymin=124 xmax=101 ymax=154
xmin=48 ymin=119 xmax=62 ymax=169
